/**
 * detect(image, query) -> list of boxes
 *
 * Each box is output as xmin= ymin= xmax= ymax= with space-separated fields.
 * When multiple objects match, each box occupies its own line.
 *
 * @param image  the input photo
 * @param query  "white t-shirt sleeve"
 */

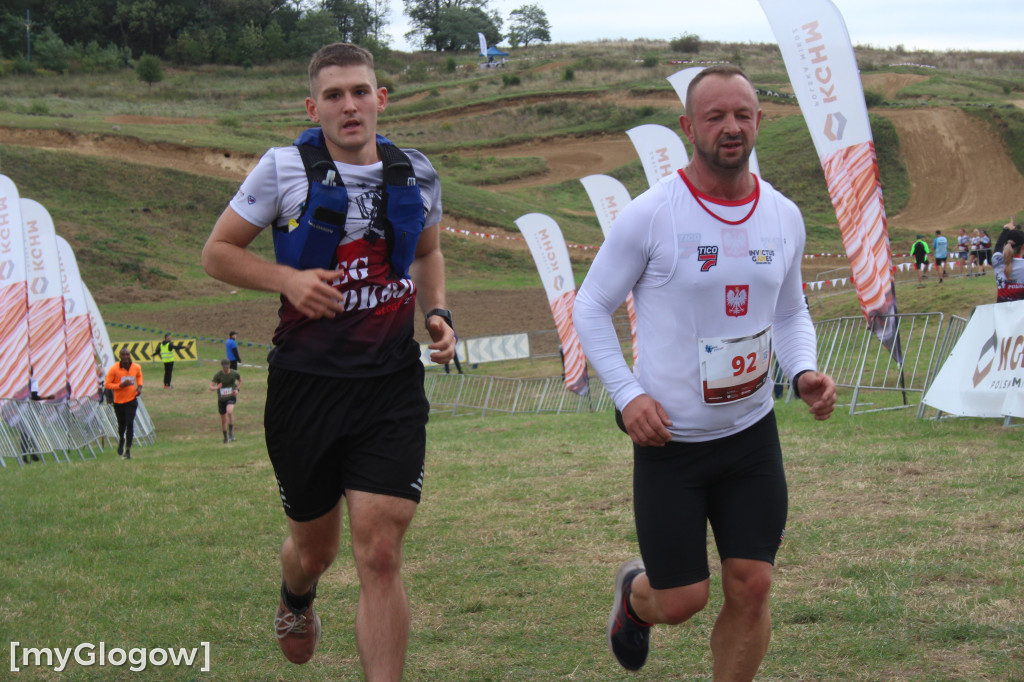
xmin=574 ymin=195 xmax=662 ymax=412
xmin=771 ymin=199 xmax=817 ymax=379
xmin=228 ymin=147 xmax=309 ymax=229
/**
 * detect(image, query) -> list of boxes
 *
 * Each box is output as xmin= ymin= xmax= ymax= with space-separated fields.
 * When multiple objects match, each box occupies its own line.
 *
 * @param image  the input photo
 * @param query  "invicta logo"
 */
xmin=698 ymin=245 xmax=719 ymax=272
xmin=749 ymin=249 xmax=775 ymax=265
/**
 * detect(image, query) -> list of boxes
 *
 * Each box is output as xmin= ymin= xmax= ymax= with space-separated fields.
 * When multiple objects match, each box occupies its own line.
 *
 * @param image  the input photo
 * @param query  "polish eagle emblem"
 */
xmin=725 ymin=285 xmax=749 ymax=317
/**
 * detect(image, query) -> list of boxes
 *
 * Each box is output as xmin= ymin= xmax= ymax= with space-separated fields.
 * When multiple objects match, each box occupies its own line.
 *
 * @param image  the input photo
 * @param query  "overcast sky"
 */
xmin=388 ymin=0 xmax=1023 ymax=53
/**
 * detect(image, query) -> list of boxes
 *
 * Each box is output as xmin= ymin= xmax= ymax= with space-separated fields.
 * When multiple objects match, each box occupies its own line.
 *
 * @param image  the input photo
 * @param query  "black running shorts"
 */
xmin=217 ymin=398 xmax=236 ymax=415
xmin=632 ymin=411 xmax=788 ymax=590
xmin=264 ymin=363 xmax=429 ymax=521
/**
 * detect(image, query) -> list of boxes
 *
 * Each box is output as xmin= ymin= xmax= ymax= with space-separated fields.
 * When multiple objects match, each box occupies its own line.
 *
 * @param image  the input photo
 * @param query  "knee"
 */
xmin=723 ymin=564 xmax=773 ymax=616
xmin=297 ymin=546 xmax=336 ymax=578
xmin=356 ymin=535 xmax=403 ymax=580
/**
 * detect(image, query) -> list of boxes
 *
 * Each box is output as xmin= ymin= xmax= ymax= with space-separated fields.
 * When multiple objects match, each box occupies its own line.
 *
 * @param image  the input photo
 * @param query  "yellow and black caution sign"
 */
xmin=112 ymin=339 xmax=198 ymax=363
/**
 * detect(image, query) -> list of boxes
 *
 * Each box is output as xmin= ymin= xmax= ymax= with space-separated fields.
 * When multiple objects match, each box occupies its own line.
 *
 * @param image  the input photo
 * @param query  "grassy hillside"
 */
xmin=1 ymin=39 xmax=1023 ymax=314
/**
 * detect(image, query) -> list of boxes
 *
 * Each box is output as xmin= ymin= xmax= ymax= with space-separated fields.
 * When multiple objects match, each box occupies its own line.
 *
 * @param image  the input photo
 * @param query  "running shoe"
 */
xmin=607 ymin=558 xmax=651 ymax=671
xmin=274 ymin=599 xmax=321 ymax=664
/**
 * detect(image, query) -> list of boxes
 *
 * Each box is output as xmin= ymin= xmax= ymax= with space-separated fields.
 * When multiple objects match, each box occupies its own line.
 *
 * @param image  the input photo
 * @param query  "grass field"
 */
xmin=1 ymin=356 xmax=1022 ymax=680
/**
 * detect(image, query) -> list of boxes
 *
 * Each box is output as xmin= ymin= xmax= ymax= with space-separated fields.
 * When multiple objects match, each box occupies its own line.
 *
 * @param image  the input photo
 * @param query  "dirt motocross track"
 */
xmin=2 ymin=71 xmax=1023 ymax=342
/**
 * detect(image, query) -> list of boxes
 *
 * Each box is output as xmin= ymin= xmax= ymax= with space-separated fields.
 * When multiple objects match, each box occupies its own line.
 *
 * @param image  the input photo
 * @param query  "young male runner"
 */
xmin=209 ymin=358 xmax=241 ymax=443
xmin=104 ymin=347 xmax=144 ymax=460
xmin=574 ymin=65 xmax=836 ymax=680
xmin=202 ymin=42 xmax=454 ymax=678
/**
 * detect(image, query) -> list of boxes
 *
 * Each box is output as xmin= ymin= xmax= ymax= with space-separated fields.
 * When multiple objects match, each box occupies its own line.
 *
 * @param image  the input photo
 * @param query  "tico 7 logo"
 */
xmin=697 ymin=245 xmax=718 ymax=272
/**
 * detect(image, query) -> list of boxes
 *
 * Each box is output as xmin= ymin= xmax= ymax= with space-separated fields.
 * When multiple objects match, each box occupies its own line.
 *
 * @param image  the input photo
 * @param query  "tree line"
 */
xmin=0 ymin=0 xmax=551 ymax=72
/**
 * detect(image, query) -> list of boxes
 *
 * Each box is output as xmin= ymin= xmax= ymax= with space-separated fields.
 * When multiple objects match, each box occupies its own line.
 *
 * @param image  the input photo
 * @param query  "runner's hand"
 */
xmin=797 ymin=371 xmax=836 ymax=421
xmin=280 ymin=268 xmax=347 ymax=319
xmin=622 ymin=394 xmax=673 ymax=447
xmin=425 ymin=316 xmax=455 ymax=364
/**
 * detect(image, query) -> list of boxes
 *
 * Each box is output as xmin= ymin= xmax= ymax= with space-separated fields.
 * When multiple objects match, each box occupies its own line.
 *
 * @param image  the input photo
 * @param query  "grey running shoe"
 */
xmin=274 ymin=599 xmax=321 ymax=664
xmin=607 ymin=558 xmax=651 ymax=671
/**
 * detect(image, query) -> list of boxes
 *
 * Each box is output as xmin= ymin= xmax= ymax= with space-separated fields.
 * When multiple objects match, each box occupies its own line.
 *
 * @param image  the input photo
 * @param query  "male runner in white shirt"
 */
xmin=574 ymin=65 xmax=836 ymax=680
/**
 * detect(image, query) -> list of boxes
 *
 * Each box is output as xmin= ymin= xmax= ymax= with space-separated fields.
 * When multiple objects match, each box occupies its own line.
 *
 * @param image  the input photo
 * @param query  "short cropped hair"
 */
xmin=308 ymin=43 xmax=376 ymax=96
xmin=685 ymin=64 xmax=754 ymax=113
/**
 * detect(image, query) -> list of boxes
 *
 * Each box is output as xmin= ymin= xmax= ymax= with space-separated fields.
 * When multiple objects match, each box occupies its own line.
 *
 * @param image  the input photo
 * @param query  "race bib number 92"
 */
xmin=698 ymin=326 xmax=772 ymax=405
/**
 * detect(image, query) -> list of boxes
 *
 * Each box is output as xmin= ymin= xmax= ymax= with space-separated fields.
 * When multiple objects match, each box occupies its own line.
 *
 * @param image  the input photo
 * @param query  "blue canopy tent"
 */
xmin=481 ymin=45 xmax=509 ymax=67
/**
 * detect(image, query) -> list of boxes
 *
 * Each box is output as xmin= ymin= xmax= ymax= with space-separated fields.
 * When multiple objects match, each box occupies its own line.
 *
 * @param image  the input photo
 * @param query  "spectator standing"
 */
xmin=957 ymin=228 xmax=970 ymax=274
xmin=980 ymin=229 xmax=992 ymax=272
xmin=158 ymin=333 xmax=176 ymax=388
xmin=993 ymin=226 xmax=1024 ymax=302
xmin=911 ymin=235 xmax=930 ymax=284
xmin=969 ymin=229 xmax=983 ymax=276
xmin=225 ymin=331 xmax=242 ymax=370
xmin=932 ymin=230 xmax=948 ymax=283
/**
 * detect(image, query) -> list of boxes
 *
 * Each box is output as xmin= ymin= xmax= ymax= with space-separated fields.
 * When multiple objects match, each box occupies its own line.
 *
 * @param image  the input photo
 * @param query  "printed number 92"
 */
xmin=732 ymin=352 xmax=758 ymax=376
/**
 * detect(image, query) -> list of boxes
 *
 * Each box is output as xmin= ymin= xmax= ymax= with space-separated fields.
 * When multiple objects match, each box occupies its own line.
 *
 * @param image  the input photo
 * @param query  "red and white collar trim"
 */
xmin=677 ymin=169 xmax=760 ymax=225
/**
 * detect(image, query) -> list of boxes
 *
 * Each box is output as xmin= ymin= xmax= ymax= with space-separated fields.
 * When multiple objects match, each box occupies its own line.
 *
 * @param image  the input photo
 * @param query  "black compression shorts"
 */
xmin=264 ymin=363 xmax=429 ymax=521
xmin=632 ymin=411 xmax=787 ymax=590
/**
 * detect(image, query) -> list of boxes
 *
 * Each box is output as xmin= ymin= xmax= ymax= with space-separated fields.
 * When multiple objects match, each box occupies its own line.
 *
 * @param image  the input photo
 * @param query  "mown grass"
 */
xmin=1 ymin=356 xmax=1021 ymax=680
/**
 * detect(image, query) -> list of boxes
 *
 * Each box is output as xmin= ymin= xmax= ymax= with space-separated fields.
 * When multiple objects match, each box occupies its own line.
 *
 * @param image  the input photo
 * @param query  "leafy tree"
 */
xmin=135 ymin=53 xmax=163 ymax=86
xmin=0 ymin=12 xmax=26 ymax=59
xmin=33 ymin=27 xmax=69 ymax=72
xmin=114 ymin=0 xmax=193 ymax=58
xmin=166 ymin=28 xmax=212 ymax=65
xmin=431 ymin=5 xmax=499 ymax=51
xmin=507 ymin=3 xmax=549 ymax=48
xmin=236 ymin=20 xmax=264 ymax=66
xmin=323 ymin=0 xmax=374 ymax=43
xmin=403 ymin=0 xmax=500 ymax=52
xmin=69 ymin=41 xmax=132 ymax=72
xmin=32 ymin=0 xmax=121 ymax=55
xmin=288 ymin=9 xmax=342 ymax=58
xmin=261 ymin=20 xmax=288 ymax=61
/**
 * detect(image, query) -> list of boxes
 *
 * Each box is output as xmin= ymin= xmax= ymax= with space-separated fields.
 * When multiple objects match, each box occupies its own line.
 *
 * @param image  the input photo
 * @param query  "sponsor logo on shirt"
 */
xmin=725 ymin=285 xmax=749 ymax=317
xmin=722 ymin=228 xmax=748 ymax=257
xmin=697 ymin=245 xmax=719 ymax=272
xmin=749 ymin=249 xmax=775 ymax=265
xmin=678 ymin=232 xmax=702 ymax=258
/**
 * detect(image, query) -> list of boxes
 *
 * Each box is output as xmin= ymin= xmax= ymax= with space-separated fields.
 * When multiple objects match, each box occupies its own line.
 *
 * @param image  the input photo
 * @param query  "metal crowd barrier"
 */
xmin=426 ymin=313 xmax=957 ymax=420
xmin=424 ymin=373 xmax=614 ymax=417
xmin=0 ymin=397 xmax=155 ymax=468
xmin=812 ymin=313 xmax=948 ymax=415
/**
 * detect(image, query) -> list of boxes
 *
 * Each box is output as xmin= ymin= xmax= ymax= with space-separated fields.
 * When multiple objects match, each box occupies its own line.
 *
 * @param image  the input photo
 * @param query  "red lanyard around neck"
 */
xmin=677 ymin=169 xmax=759 ymax=226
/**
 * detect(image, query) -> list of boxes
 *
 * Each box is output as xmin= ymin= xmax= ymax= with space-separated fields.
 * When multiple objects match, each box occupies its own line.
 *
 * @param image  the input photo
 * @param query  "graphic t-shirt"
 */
xmin=229 ymin=145 xmax=442 ymax=378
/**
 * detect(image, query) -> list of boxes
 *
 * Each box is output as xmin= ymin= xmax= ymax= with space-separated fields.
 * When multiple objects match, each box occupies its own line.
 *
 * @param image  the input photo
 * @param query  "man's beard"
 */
xmin=694 ymin=134 xmax=751 ymax=172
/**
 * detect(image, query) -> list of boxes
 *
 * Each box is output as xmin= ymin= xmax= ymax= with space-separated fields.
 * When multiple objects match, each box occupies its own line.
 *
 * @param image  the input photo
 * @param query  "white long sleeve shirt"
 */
xmin=573 ymin=171 xmax=818 ymax=442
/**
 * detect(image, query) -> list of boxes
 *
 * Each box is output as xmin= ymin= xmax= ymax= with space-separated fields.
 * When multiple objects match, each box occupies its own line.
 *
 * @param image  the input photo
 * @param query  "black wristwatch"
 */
xmin=425 ymin=308 xmax=454 ymax=330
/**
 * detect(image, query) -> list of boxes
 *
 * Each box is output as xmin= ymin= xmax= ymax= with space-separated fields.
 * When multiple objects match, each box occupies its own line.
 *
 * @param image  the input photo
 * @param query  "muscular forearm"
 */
xmin=410 ymin=243 xmax=447 ymax=314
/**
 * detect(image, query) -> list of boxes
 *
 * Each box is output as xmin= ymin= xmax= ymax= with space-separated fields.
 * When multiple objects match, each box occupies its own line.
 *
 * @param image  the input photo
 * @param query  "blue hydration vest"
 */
xmin=272 ymin=128 xmax=425 ymax=278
